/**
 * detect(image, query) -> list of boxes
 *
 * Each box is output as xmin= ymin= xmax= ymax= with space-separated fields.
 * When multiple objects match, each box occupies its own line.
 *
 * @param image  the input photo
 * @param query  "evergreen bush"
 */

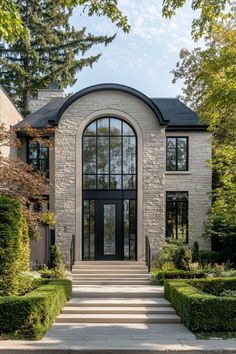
xmin=174 ymin=246 xmax=192 ymax=270
xmin=0 ymin=279 xmax=72 ymax=339
xmin=0 ymin=196 xmax=30 ymax=296
xmin=165 ymin=278 xmax=236 ymax=332
xmin=192 ymin=241 xmax=200 ymax=263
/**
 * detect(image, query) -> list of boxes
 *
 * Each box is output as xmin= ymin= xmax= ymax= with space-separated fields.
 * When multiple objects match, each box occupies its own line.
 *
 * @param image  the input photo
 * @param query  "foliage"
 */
xmin=199 ymin=249 xmax=220 ymax=266
xmin=0 ymin=0 xmax=26 ymax=42
xmin=0 ymin=0 xmax=129 ymax=44
xmin=165 ymin=278 xmax=236 ymax=331
xmin=162 ymin=0 xmax=232 ymax=40
xmin=175 ymin=246 xmax=192 ymax=270
xmin=0 ymin=279 xmax=72 ymax=339
xmin=151 ymin=269 xmax=205 ymax=286
xmin=0 ymin=196 xmax=30 ymax=296
xmin=192 ymin=241 xmax=200 ymax=263
xmin=0 ymin=1 xmax=129 ymax=114
xmin=51 ymin=245 xmax=65 ymax=279
xmin=153 ymin=240 xmax=181 ymax=269
xmin=40 ymin=211 xmax=56 ymax=226
xmin=62 ymin=0 xmax=130 ymax=33
xmin=220 ymin=290 xmax=236 ymax=297
xmin=172 ymin=17 xmax=236 ymax=241
xmin=0 ymin=123 xmax=55 ymax=238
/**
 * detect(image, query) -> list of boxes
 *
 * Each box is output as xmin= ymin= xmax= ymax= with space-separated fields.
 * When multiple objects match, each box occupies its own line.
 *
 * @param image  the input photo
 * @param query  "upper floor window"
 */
xmin=28 ymin=139 xmax=49 ymax=178
xmin=83 ymin=117 xmax=136 ymax=190
xmin=166 ymin=192 xmax=188 ymax=243
xmin=166 ymin=137 xmax=188 ymax=171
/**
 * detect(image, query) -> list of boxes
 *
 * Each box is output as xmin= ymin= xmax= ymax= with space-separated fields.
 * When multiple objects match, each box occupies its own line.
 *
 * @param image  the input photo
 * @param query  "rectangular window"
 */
xmin=28 ymin=139 xmax=49 ymax=178
xmin=166 ymin=137 xmax=188 ymax=171
xmin=29 ymin=195 xmax=49 ymax=213
xmin=166 ymin=192 xmax=188 ymax=242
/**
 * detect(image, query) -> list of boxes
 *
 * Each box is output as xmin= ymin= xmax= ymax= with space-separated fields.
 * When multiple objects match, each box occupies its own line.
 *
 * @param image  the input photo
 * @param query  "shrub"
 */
xmin=192 ymin=241 xmax=200 ymax=263
xmin=0 ymin=196 xmax=30 ymax=296
xmin=51 ymin=245 xmax=65 ymax=279
xmin=151 ymin=269 xmax=205 ymax=285
xmin=174 ymin=246 xmax=192 ymax=270
xmin=153 ymin=241 xmax=181 ymax=269
xmin=199 ymin=249 xmax=220 ymax=266
xmin=165 ymin=277 xmax=236 ymax=332
xmin=0 ymin=279 xmax=72 ymax=339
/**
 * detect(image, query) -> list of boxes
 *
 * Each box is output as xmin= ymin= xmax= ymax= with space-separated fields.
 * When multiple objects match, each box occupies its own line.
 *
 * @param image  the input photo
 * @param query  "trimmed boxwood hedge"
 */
xmin=151 ymin=269 xmax=206 ymax=285
xmin=164 ymin=277 xmax=236 ymax=332
xmin=0 ymin=279 xmax=72 ymax=339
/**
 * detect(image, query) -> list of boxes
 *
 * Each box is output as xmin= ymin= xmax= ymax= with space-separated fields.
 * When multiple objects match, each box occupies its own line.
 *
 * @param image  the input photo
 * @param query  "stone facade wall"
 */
xmin=165 ymin=132 xmax=212 ymax=248
xmin=28 ymin=89 xmax=65 ymax=113
xmin=55 ymin=91 xmax=166 ymax=265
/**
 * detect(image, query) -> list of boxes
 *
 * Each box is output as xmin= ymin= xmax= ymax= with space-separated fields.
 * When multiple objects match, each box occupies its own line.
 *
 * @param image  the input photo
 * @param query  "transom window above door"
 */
xmin=83 ymin=117 xmax=137 ymax=190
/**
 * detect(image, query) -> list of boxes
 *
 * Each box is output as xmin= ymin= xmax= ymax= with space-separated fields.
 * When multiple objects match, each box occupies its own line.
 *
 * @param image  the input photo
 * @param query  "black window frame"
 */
xmin=28 ymin=195 xmax=50 ymax=213
xmin=166 ymin=191 xmax=188 ymax=243
xmin=82 ymin=117 xmax=137 ymax=191
xmin=27 ymin=138 xmax=49 ymax=178
xmin=166 ymin=136 xmax=189 ymax=171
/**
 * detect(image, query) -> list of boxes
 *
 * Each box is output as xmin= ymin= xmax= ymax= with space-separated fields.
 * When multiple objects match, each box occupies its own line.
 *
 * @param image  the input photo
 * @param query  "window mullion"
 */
xmin=176 ymin=138 xmax=178 ymax=171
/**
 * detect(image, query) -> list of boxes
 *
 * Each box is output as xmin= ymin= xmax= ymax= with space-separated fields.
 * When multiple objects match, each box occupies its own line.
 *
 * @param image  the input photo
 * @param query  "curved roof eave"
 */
xmin=56 ymin=83 xmax=169 ymax=126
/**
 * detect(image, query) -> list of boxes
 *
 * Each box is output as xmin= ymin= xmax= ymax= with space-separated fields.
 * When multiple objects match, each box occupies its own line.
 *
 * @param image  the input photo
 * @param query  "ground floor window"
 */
xmin=166 ymin=192 xmax=188 ymax=242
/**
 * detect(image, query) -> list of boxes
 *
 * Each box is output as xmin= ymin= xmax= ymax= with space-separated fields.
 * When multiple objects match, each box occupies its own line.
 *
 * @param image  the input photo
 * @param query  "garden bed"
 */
xmin=164 ymin=277 xmax=236 ymax=332
xmin=151 ymin=269 xmax=206 ymax=285
xmin=0 ymin=279 xmax=72 ymax=339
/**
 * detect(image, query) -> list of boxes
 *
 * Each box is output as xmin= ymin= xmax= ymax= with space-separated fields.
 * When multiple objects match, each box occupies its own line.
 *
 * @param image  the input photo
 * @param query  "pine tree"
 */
xmin=0 ymin=0 xmax=116 ymax=114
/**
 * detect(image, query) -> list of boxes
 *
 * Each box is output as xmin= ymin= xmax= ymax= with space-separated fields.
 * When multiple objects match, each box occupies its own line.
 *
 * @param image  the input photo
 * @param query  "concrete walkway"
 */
xmin=1 ymin=323 xmax=236 ymax=353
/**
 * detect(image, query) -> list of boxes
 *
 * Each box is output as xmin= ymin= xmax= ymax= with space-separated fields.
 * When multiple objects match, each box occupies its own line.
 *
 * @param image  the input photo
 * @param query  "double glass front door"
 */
xmin=83 ymin=198 xmax=136 ymax=260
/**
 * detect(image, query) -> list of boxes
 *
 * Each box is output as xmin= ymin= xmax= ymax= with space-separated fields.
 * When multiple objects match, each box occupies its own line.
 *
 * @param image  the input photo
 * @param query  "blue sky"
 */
xmin=69 ymin=0 xmax=201 ymax=98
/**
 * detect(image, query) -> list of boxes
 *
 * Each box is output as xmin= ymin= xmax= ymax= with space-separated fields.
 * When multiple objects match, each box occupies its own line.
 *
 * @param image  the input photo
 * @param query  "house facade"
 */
xmin=16 ymin=84 xmax=211 ymax=266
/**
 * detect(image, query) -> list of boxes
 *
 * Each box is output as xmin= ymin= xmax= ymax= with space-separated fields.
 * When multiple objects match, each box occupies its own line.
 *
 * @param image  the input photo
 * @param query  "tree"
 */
xmin=162 ymin=0 xmax=232 ymax=40
xmin=171 ymin=18 xmax=236 ymax=240
xmin=0 ymin=0 xmax=130 ymax=114
xmin=0 ymin=0 xmax=26 ymax=42
xmin=0 ymin=123 xmax=55 ymax=237
xmin=0 ymin=0 xmax=129 ymax=42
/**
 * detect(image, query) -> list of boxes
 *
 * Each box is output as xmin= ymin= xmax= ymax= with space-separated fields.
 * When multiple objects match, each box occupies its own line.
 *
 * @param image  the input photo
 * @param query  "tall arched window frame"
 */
xmin=82 ymin=117 xmax=137 ymax=261
xmin=82 ymin=117 xmax=137 ymax=191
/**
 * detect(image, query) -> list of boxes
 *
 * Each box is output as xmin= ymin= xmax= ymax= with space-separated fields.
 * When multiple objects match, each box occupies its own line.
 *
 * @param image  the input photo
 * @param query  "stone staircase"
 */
xmin=56 ymin=261 xmax=181 ymax=324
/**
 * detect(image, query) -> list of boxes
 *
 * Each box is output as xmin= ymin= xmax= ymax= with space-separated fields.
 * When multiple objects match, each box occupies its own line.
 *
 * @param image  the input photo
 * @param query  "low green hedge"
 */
xmin=151 ymin=269 xmax=206 ymax=285
xmin=165 ymin=277 xmax=236 ymax=332
xmin=0 ymin=279 xmax=72 ymax=339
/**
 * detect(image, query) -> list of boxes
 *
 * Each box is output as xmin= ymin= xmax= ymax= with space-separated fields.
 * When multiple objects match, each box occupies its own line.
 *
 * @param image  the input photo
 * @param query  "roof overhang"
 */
xmin=56 ymin=83 xmax=169 ymax=126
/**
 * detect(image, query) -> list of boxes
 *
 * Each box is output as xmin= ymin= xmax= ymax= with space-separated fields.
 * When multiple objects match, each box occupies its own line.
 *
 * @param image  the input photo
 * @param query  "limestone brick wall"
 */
xmin=55 ymin=91 xmax=166 ymax=265
xmin=165 ymin=132 xmax=212 ymax=248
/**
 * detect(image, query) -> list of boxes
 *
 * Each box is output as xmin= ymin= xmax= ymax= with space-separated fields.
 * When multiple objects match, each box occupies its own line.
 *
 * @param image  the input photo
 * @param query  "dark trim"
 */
xmin=27 ymin=137 xmax=49 ymax=178
xmin=56 ymin=83 xmax=168 ymax=126
xmin=166 ymin=125 xmax=208 ymax=131
xmin=166 ymin=191 xmax=189 ymax=243
xmin=83 ymin=190 xmax=136 ymax=199
xmin=166 ymin=136 xmax=189 ymax=172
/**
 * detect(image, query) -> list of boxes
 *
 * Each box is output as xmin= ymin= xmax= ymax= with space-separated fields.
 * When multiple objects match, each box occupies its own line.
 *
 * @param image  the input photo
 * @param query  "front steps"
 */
xmin=56 ymin=261 xmax=181 ymax=325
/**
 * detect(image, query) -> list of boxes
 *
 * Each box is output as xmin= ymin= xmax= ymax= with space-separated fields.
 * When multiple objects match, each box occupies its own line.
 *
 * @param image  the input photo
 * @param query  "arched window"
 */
xmin=83 ymin=117 xmax=136 ymax=190
xmin=82 ymin=117 xmax=137 ymax=261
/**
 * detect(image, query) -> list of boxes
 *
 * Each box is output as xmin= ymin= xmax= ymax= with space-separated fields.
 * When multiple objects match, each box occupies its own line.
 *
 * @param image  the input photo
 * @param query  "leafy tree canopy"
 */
xmin=0 ymin=0 xmax=130 ymax=42
xmin=172 ymin=16 xmax=236 ymax=237
xmin=162 ymin=0 xmax=232 ymax=40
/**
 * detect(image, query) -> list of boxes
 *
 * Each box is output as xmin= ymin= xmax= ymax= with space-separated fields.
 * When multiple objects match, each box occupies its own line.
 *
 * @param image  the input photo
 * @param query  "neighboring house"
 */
xmin=0 ymin=86 xmax=22 ymax=157
xmin=15 ymin=83 xmax=211 ymax=267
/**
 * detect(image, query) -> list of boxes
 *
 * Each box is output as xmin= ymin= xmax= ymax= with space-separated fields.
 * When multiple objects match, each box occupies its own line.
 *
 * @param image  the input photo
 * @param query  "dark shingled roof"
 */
xmin=15 ymin=85 xmax=207 ymax=130
xmin=151 ymin=98 xmax=200 ymax=125
xmin=16 ymin=97 xmax=67 ymax=128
